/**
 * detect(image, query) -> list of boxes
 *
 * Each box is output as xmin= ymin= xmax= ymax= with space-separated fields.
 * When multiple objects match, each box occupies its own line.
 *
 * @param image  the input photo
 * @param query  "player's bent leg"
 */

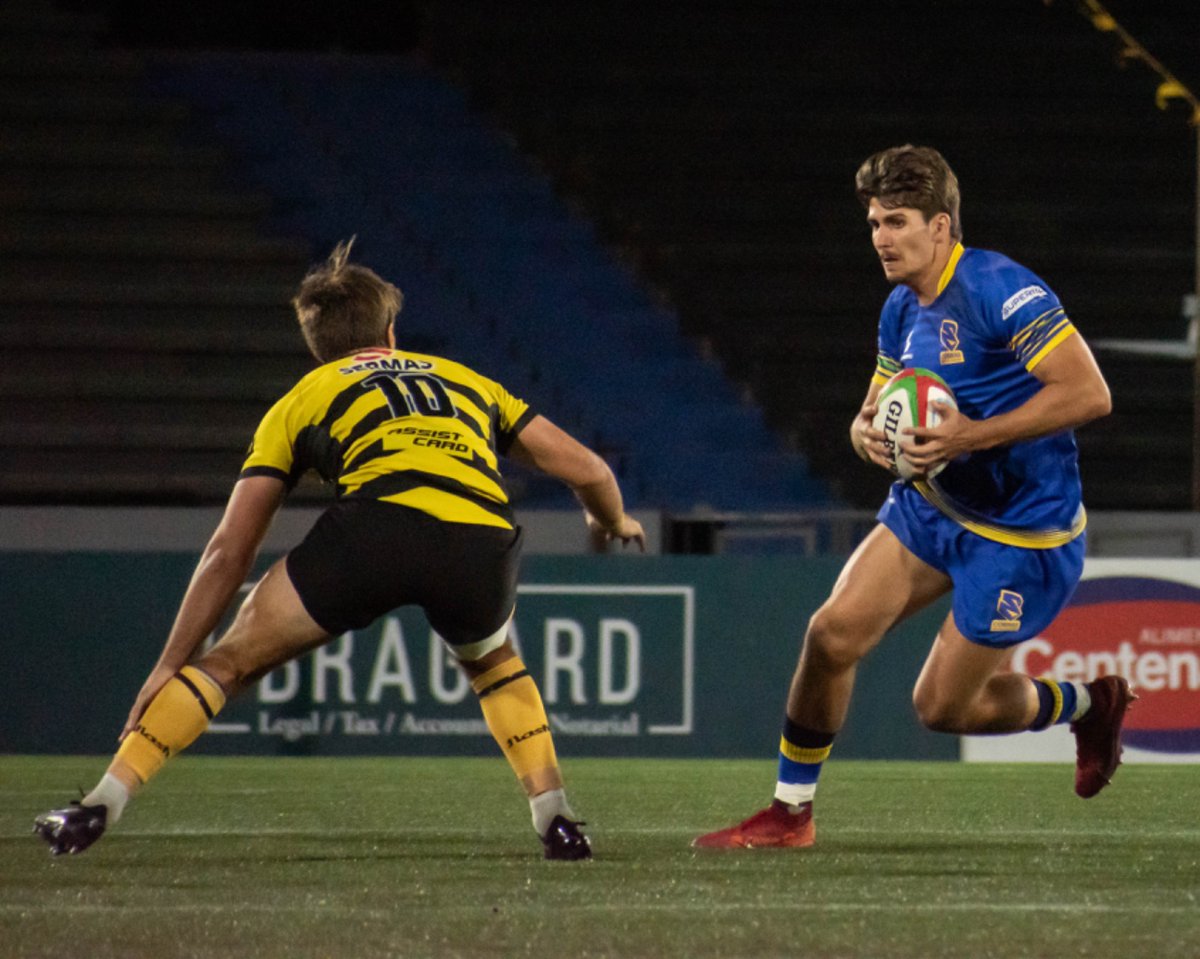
xmin=695 ymin=525 xmax=951 ymax=850
xmin=33 ymin=662 xmax=228 ymax=856
xmin=35 ymin=560 xmax=329 ymax=857
xmin=199 ymin=559 xmax=331 ymax=694
xmin=912 ymin=615 xmax=1035 ymax=734
xmin=460 ymin=638 xmax=591 ymax=861
xmin=787 ymin=524 xmax=951 ymax=730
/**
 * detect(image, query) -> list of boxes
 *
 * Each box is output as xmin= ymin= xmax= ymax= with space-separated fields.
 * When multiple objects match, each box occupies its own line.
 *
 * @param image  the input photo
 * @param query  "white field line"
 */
xmin=5 ymin=822 xmax=1200 ymax=841
xmin=0 ymin=901 xmax=1197 ymax=917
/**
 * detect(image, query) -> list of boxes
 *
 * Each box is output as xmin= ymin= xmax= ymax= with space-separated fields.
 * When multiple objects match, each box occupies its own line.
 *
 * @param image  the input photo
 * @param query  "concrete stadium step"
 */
xmin=0 ymin=314 xmax=306 ymax=355
xmin=0 ymin=134 xmax=229 ymax=170
xmin=3 ymin=395 xmax=268 ymax=435
xmin=0 ymin=412 xmax=256 ymax=452
xmin=0 ymin=228 xmax=308 ymax=262
xmin=0 ymin=48 xmax=145 ymax=80
xmin=0 ymin=180 xmax=273 ymax=216
xmin=0 ymin=116 xmax=194 ymax=147
xmin=0 ymin=214 xmax=270 ymax=247
xmin=0 ymin=462 xmax=333 ymax=505
xmin=0 ymin=275 xmax=294 ymax=307
xmin=0 ymin=452 xmax=248 ymax=503
xmin=3 ymin=301 xmax=302 ymax=334
xmin=0 ymin=90 xmax=188 ymax=123
xmin=2 ymin=256 xmax=305 ymax=288
xmin=0 ymin=164 xmax=231 ymax=197
xmin=0 ymin=359 xmax=303 ymax=404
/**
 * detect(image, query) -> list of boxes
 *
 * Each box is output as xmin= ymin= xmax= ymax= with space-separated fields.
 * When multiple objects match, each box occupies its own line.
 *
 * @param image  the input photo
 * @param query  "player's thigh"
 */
xmin=912 ymin=611 xmax=1013 ymax=718
xmin=200 ymin=558 xmax=330 ymax=691
xmin=814 ymin=522 xmax=951 ymax=649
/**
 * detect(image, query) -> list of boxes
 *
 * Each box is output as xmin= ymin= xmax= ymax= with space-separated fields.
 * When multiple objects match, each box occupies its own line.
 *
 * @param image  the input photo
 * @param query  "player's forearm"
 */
xmin=153 ymin=542 xmax=257 ymax=673
xmin=570 ymin=471 xmax=628 ymax=531
xmin=970 ymin=379 xmax=1110 ymax=450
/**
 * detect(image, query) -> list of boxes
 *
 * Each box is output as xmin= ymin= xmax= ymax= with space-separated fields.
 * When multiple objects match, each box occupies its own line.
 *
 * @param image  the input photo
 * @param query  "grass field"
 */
xmin=3 ymin=756 xmax=1198 ymax=959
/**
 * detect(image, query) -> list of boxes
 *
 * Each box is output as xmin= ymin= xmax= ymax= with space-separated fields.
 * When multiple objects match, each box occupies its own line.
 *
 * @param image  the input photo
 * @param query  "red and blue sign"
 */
xmin=1033 ymin=577 xmax=1200 ymax=754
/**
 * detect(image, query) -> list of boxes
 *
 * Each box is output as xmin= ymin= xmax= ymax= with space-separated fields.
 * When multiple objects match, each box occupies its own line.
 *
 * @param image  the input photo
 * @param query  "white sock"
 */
xmin=83 ymin=773 xmax=131 ymax=825
xmin=1070 ymin=682 xmax=1092 ymax=722
xmin=530 ymin=788 xmax=575 ymax=836
xmin=774 ymin=782 xmax=816 ymax=810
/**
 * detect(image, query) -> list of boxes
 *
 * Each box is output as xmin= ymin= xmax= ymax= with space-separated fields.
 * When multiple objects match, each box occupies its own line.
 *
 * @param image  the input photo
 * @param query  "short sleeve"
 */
xmin=873 ymin=289 xmax=906 ymax=386
xmin=487 ymin=378 xmax=535 ymax=454
xmin=239 ymin=392 xmax=298 ymax=483
xmin=984 ymin=264 xmax=1074 ymax=372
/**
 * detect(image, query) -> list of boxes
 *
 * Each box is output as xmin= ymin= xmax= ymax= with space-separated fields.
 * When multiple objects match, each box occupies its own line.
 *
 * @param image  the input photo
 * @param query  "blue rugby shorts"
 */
xmin=877 ymin=482 xmax=1085 ymax=648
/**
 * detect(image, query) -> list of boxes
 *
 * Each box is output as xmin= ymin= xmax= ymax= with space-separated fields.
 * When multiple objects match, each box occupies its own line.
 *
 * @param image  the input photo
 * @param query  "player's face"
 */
xmin=866 ymin=199 xmax=940 ymax=288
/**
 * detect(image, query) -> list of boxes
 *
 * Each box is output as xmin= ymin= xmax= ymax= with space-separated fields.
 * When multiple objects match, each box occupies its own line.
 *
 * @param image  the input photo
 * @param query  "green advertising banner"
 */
xmin=0 ymin=553 xmax=954 ymax=760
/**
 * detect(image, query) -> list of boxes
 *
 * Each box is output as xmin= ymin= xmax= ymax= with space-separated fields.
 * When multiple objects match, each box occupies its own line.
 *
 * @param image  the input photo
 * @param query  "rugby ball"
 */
xmin=871 ymin=368 xmax=957 ymax=480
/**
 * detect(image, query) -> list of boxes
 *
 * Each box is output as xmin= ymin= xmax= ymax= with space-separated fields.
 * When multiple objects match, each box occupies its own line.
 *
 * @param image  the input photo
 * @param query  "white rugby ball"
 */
xmin=871 ymin=368 xmax=957 ymax=480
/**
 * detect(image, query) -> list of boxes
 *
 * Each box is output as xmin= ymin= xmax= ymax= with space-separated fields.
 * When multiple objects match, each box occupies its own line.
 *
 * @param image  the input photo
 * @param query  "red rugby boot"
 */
xmin=1071 ymin=675 xmax=1136 ymax=799
xmin=692 ymin=800 xmax=814 ymax=849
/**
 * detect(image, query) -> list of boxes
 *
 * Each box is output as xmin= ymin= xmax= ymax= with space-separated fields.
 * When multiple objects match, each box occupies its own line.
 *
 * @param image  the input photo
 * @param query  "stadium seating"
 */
xmin=418 ymin=0 xmax=1198 ymax=510
xmin=0 ymin=1 xmax=313 ymax=502
xmin=0 ymin=0 xmax=834 ymax=512
xmin=5 ymin=0 xmax=1193 ymax=512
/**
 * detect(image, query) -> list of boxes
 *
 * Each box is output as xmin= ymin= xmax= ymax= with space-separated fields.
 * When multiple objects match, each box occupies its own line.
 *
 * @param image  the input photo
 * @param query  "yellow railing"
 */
xmin=1048 ymin=0 xmax=1200 ymax=507
xmin=1056 ymin=0 xmax=1200 ymax=124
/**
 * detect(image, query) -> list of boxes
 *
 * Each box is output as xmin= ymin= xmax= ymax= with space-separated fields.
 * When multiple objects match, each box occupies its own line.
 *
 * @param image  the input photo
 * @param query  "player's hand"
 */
xmin=587 ymin=512 xmax=646 ymax=552
xmin=900 ymin=401 xmax=976 ymax=474
xmin=851 ymin=403 xmax=894 ymax=472
xmin=119 ymin=665 xmax=176 ymax=743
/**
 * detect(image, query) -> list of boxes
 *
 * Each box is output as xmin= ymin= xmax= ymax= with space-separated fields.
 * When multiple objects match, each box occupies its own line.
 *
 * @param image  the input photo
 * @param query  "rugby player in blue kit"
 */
xmin=696 ymin=144 xmax=1131 ymax=849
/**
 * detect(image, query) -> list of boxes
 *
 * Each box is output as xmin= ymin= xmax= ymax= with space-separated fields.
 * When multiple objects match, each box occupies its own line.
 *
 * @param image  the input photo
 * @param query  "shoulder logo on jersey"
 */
xmin=1001 ymin=285 xmax=1047 ymax=321
xmin=900 ymin=328 xmax=916 ymax=362
xmin=990 ymin=589 xmax=1024 ymax=632
xmin=938 ymin=319 xmax=964 ymax=365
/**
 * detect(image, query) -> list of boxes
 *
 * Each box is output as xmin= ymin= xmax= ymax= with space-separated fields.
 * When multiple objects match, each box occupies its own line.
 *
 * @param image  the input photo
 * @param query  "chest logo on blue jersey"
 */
xmin=939 ymin=319 xmax=964 ymax=365
xmin=991 ymin=590 xmax=1024 ymax=633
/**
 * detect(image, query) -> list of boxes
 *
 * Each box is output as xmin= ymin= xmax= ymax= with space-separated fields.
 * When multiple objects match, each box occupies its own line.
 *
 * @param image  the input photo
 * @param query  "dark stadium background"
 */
xmin=5 ymin=0 xmax=1199 ymax=526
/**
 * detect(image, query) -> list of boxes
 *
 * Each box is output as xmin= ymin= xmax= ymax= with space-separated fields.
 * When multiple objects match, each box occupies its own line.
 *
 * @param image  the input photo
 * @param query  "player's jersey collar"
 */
xmin=934 ymin=242 xmax=966 ymax=298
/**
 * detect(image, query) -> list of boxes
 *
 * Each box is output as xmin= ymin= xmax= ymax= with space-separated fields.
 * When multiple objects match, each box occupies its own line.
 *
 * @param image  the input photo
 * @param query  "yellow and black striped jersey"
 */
xmin=240 ymin=348 xmax=534 ymax=529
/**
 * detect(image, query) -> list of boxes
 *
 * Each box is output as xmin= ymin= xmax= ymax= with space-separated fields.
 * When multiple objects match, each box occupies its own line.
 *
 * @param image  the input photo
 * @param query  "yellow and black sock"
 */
xmin=471 ymin=656 xmax=560 ymax=796
xmin=112 ymin=666 xmax=226 ymax=786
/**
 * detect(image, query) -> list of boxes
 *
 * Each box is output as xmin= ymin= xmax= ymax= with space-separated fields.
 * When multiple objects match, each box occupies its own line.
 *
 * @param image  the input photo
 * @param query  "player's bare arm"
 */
xmin=119 ymin=476 xmax=287 ymax=741
xmin=901 ymin=332 xmax=1111 ymax=471
xmin=509 ymin=414 xmax=646 ymax=550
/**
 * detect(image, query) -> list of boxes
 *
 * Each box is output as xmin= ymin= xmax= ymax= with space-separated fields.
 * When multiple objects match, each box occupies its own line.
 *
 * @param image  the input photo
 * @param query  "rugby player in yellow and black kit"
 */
xmin=35 ymin=240 xmax=644 ymax=860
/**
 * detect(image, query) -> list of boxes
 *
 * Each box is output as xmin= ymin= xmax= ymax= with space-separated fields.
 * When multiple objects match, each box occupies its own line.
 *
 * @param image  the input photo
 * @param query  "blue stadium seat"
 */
xmin=148 ymin=52 xmax=836 ymax=511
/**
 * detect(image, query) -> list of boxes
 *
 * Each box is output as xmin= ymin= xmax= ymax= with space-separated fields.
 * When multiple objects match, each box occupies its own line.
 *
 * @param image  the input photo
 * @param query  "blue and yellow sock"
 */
xmin=774 ymin=718 xmax=835 ymax=808
xmin=1030 ymin=678 xmax=1088 ymax=730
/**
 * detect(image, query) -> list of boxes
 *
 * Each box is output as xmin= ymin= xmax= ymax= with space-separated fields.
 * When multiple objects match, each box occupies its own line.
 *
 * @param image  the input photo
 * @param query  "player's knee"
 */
xmin=803 ymin=606 xmax=867 ymax=671
xmin=196 ymin=646 xmax=253 ymax=698
xmin=912 ymin=686 xmax=969 ymax=733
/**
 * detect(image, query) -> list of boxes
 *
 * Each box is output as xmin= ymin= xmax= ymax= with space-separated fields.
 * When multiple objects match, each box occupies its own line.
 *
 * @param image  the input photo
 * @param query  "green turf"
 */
xmin=3 ymin=756 xmax=1198 ymax=958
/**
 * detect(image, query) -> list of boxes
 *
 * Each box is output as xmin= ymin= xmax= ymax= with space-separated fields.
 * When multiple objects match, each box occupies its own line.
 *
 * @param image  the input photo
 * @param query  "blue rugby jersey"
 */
xmin=872 ymin=243 xmax=1086 ymax=547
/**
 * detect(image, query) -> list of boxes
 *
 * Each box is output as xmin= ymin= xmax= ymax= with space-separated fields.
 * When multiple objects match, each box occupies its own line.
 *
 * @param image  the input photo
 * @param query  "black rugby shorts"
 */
xmin=286 ymin=499 xmax=522 ymax=648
